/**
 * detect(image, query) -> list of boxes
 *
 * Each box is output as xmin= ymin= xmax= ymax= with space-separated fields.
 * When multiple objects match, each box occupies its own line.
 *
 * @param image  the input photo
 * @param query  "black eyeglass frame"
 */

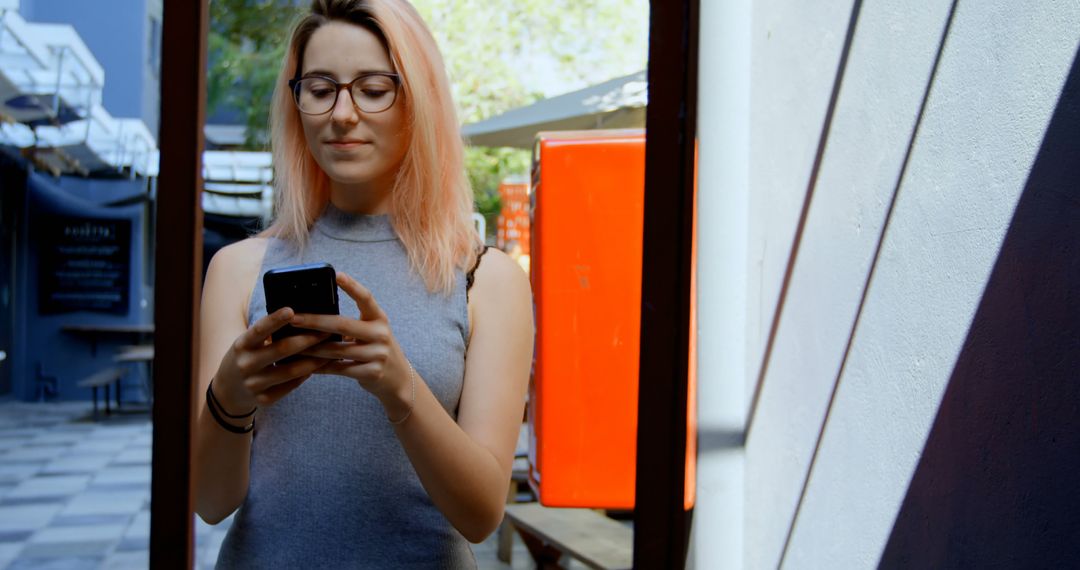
xmin=288 ymin=72 xmax=402 ymax=115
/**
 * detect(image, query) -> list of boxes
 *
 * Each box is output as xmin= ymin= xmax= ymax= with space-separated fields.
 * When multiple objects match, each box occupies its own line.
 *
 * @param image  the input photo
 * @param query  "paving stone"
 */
xmin=49 ymin=424 xmax=95 ymax=434
xmin=0 ymin=464 xmax=41 ymax=484
xmin=195 ymin=530 xmax=228 ymax=569
xmin=114 ymin=536 xmax=148 ymax=553
xmin=122 ymin=511 xmax=150 ymax=540
xmin=40 ymin=455 xmax=112 ymax=475
xmin=31 ymin=524 xmax=127 ymax=544
xmin=0 ymin=543 xmax=22 ymax=567
xmin=60 ymin=491 xmax=148 ymax=517
xmin=0 ymin=531 xmax=34 ymax=543
xmin=50 ymin=514 xmax=132 ymax=527
xmin=8 ymin=474 xmax=91 ymax=499
xmin=2 ymin=447 xmax=63 ymax=462
xmin=68 ymin=441 xmax=127 ymax=455
xmin=0 ymin=496 xmax=68 ymax=507
xmin=15 ymin=540 xmax=111 ymax=559
xmin=28 ymin=433 xmax=84 ymax=445
xmin=109 ymin=448 xmax=151 ymax=466
xmin=0 ymin=504 xmax=63 ymax=532
xmin=103 ymin=549 xmax=149 ymax=570
xmin=92 ymin=467 xmax=150 ymax=486
xmin=0 ymin=429 xmax=42 ymax=440
xmin=86 ymin=482 xmax=149 ymax=494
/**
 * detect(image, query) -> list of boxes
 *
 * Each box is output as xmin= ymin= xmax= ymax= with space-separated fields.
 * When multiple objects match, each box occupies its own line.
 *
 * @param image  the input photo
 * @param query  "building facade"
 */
xmin=0 ymin=0 xmax=161 ymax=401
xmin=693 ymin=0 xmax=1079 ymax=567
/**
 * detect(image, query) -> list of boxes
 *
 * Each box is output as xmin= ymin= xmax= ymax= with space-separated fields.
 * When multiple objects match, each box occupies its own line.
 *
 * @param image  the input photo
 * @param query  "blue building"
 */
xmin=0 ymin=0 xmax=271 ymax=402
xmin=17 ymin=0 xmax=162 ymax=137
xmin=0 ymin=0 xmax=161 ymax=402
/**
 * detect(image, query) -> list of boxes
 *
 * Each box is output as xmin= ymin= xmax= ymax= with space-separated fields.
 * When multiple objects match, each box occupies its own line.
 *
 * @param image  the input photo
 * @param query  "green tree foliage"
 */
xmin=207 ymin=0 xmax=302 ymax=148
xmin=208 ymin=0 xmax=648 ymax=236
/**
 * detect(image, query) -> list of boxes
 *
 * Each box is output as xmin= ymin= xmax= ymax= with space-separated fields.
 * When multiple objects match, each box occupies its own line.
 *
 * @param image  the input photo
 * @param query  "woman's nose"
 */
xmin=330 ymin=87 xmax=360 ymax=124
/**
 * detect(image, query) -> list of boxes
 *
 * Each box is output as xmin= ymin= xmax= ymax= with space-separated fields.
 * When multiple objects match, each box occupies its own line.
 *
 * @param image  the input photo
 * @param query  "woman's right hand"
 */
xmin=211 ymin=307 xmax=332 ymax=412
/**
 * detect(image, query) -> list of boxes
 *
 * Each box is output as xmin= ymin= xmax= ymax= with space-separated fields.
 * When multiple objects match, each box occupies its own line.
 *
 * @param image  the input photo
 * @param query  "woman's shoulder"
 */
xmin=205 ymin=237 xmax=271 ymax=300
xmin=464 ymin=245 xmax=534 ymax=358
xmin=467 ymin=247 xmax=531 ymax=312
xmin=209 ymin=237 xmax=270 ymax=274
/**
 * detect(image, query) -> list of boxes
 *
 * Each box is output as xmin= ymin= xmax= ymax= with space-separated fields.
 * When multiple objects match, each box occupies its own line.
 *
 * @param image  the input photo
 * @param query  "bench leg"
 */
xmin=497 ymin=519 xmax=515 ymax=563
xmin=115 ymin=378 xmax=123 ymax=411
xmin=91 ymin=386 xmax=99 ymax=421
xmin=517 ymin=528 xmax=572 ymax=570
xmin=498 ymin=481 xmax=517 ymax=563
xmin=104 ymin=384 xmax=111 ymax=416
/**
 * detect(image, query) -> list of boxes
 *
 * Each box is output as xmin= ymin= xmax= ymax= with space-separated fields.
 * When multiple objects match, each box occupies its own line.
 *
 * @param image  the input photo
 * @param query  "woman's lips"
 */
xmin=325 ymin=140 xmax=369 ymax=149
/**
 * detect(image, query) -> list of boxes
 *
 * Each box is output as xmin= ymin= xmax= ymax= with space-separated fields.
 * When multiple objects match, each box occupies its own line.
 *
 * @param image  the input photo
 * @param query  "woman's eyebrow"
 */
xmin=301 ymin=68 xmax=395 ymax=79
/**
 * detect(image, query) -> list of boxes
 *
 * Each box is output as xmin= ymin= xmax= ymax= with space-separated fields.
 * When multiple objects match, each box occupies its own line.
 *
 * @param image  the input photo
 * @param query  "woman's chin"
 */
xmin=322 ymin=167 xmax=384 ymax=188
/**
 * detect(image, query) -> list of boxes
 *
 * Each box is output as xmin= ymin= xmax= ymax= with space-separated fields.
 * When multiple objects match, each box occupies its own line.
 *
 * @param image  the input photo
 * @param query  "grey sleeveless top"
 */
xmin=216 ymin=203 xmax=477 ymax=569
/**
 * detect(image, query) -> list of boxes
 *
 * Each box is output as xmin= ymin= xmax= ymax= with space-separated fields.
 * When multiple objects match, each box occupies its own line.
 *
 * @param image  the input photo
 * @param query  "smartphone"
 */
xmin=263 ymin=263 xmax=342 ymax=351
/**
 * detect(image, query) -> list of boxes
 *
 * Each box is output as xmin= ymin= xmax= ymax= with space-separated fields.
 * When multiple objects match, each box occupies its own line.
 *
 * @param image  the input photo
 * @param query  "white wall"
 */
xmin=695 ymin=0 xmax=1080 ymax=567
xmin=691 ymin=0 xmax=750 ymax=567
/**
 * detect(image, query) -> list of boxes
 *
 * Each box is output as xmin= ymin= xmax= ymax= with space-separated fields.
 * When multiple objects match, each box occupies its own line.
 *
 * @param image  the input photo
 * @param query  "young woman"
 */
xmin=193 ymin=0 xmax=534 ymax=566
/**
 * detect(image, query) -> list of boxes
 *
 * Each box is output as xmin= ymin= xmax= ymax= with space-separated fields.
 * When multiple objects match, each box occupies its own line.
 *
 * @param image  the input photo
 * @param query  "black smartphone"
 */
xmin=263 ymin=263 xmax=342 ymax=349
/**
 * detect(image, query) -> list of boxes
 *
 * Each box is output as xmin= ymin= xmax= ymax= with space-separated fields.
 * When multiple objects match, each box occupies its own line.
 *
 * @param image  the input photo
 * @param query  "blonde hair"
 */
xmin=262 ymin=0 xmax=480 ymax=294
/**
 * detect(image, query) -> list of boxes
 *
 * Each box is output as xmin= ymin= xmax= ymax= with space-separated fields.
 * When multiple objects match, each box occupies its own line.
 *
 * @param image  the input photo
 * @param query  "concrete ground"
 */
xmin=0 ymin=401 xmax=535 ymax=569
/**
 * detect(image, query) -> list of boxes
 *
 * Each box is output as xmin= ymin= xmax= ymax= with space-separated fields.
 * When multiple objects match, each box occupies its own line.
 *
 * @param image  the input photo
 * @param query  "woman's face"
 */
xmin=298 ymin=21 xmax=408 ymax=193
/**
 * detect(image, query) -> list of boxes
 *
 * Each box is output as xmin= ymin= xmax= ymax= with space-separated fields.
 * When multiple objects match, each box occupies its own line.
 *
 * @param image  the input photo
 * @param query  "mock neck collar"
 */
xmin=313 ymin=202 xmax=398 ymax=243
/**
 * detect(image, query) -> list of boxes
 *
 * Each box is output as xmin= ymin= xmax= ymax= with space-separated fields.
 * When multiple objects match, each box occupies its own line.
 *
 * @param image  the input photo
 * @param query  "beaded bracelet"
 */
xmin=387 ymin=362 xmax=417 ymax=425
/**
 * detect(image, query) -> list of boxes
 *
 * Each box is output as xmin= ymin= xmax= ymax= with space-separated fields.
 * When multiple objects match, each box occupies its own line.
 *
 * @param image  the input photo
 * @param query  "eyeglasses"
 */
xmin=288 ymin=72 xmax=401 ymax=115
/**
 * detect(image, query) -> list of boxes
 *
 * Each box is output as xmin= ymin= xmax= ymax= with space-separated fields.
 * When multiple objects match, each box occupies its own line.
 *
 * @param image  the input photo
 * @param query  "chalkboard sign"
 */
xmin=38 ymin=216 xmax=131 ymax=314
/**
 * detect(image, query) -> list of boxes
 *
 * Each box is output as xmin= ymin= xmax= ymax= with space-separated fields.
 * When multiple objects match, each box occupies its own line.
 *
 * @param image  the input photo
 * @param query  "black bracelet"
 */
xmin=206 ymin=382 xmax=254 ymax=434
xmin=208 ymin=379 xmax=256 ymax=418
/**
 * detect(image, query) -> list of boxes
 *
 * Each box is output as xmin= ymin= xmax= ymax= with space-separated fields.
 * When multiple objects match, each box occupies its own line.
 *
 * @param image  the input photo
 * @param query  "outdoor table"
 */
xmin=61 ymin=323 xmax=155 ymax=356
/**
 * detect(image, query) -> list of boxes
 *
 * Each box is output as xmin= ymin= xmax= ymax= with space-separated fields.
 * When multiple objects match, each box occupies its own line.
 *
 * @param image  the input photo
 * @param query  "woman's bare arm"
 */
xmin=392 ymin=248 xmax=533 ymax=542
xmin=192 ymin=238 xmax=266 ymax=523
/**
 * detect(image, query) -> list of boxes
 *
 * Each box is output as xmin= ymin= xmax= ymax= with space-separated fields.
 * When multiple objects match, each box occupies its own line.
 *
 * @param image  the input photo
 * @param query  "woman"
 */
xmin=193 ymin=0 xmax=534 ymax=566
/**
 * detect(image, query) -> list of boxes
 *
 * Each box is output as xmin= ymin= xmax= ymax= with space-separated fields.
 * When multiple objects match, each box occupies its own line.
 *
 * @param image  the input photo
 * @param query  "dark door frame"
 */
xmin=148 ymin=0 xmax=700 ymax=567
xmin=633 ymin=0 xmax=699 ymax=568
xmin=150 ymin=0 xmax=207 ymax=566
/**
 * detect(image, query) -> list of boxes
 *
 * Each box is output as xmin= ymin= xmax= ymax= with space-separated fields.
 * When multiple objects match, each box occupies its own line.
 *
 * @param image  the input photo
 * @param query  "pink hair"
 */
xmin=262 ymin=0 xmax=480 ymax=294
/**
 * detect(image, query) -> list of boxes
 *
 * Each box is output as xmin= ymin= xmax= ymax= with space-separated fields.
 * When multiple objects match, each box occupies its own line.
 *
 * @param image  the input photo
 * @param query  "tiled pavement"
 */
xmin=0 ymin=402 xmax=534 ymax=569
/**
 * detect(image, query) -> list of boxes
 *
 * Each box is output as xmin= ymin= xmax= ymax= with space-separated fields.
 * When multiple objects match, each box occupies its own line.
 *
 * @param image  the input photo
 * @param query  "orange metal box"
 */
xmin=528 ymin=130 xmax=647 ymax=509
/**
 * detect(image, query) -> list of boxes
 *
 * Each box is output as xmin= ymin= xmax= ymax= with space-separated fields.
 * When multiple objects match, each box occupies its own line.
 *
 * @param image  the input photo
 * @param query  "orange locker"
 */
xmin=528 ymin=130 xmax=647 ymax=509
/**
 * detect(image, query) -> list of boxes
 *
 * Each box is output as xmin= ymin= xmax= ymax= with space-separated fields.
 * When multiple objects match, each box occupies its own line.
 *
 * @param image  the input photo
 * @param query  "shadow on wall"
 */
xmin=879 ymin=48 xmax=1080 ymax=568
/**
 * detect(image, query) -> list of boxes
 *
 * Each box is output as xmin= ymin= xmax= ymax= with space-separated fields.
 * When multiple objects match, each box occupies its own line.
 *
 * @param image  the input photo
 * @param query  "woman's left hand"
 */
xmin=293 ymin=271 xmax=412 ymax=408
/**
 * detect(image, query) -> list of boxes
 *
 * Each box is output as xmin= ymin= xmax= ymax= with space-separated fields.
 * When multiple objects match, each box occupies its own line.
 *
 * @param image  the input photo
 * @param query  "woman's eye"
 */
xmin=361 ymin=90 xmax=389 ymax=98
xmin=310 ymin=89 xmax=335 ymax=98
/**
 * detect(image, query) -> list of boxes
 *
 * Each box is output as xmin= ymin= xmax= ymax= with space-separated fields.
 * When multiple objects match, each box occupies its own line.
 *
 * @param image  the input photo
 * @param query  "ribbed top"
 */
xmin=215 ymin=203 xmax=476 ymax=569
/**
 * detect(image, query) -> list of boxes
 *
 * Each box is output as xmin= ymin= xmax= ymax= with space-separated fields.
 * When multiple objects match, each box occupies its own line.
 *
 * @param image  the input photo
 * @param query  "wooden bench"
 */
xmin=113 ymin=345 xmax=154 ymax=408
xmin=114 ymin=345 xmax=154 ymax=362
xmin=503 ymin=503 xmax=633 ymax=570
xmin=77 ymin=366 xmax=127 ymax=420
